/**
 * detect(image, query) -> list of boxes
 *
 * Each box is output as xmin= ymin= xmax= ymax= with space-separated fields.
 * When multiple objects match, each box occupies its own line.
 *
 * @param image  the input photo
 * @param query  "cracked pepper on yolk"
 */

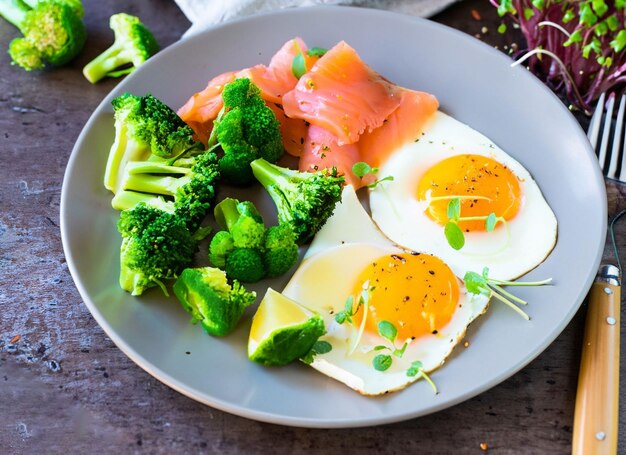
xmin=416 ymin=154 xmax=522 ymax=232
xmin=352 ymin=253 xmax=460 ymax=341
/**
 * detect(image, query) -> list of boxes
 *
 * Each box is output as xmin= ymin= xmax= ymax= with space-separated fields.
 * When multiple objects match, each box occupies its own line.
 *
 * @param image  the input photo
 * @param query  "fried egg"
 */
xmin=369 ymin=111 xmax=557 ymax=281
xmin=282 ymin=186 xmax=490 ymax=395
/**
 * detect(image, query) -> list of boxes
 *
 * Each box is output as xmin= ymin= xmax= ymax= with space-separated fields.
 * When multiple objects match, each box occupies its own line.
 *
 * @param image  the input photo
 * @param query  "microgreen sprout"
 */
xmin=371 ymin=320 xmax=410 ymax=371
xmin=493 ymin=0 xmax=626 ymax=113
xmin=406 ymin=360 xmax=438 ymax=394
xmin=463 ymin=267 xmax=553 ymax=320
xmin=443 ymin=197 xmax=507 ymax=251
xmin=334 ymin=282 xmax=376 ymax=355
xmin=352 ymin=162 xmax=394 ymax=189
xmin=301 ymin=340 xmax=333 ymax=364
xmin=291 ymin=43 xmax=328 ymax=78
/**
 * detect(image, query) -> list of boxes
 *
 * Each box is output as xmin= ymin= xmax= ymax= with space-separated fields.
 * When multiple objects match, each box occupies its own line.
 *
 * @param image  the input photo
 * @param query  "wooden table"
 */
xmin=1 ymin=1 xmax=624 ymax=453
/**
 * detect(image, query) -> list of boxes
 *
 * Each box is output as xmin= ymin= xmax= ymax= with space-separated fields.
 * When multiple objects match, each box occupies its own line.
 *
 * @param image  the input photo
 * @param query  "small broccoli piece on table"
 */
xmin=0 ymin=0 xmax=86 ymax=71
xmin=250 ymin=158 xmax=345 ymax=244
xmin=83 ymin=12 xmax=158 ymax=84
xmin=117 ymin=201 xmax=199 ymax=296
xmin=105 ymin=92 xmax=204 ymax=194
xmin=173 ymin=267 xmax=256 ymax=337
xmin=112 ymin=150 xmax=220 ymax=231
xmin=208 ymin=78 xmax=284 ymax=185
xmin=208 ymin=198 xmax=299 ymax=282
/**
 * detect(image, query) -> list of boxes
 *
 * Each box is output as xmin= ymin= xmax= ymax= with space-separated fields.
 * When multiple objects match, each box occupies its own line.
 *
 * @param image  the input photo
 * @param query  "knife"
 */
xmin=572 ymin=263 xmax=621 ymax=455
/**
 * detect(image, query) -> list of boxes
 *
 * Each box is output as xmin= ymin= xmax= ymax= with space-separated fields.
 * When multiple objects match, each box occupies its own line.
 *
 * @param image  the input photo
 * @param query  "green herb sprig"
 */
xmin=301 ymin=340 xmax=333 ymax=364
xmin=352 ymin=162 xmax=394 ymax=189
xmin=443 ymin=197 xmax=507 ymax=250
xmin=370 ymin=320 xmax=438 ymax=394
xmin=464 ymin=267 xmax=553 ymax=320
xmin=292 ymin=46 xmax=328 ymax=79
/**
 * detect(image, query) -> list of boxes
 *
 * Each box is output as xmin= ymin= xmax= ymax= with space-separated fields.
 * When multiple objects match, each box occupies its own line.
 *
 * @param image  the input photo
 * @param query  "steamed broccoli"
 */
xmin=250 ymin=158 xmax=345 ymax=244
xmin=209 ymin=78 xmax=283 ymax=185
xmin=83 ymin=13 xmax=158 ymax=84
xmin=111 ymin=150 xmax=220 ymax=231
xmin=173 ymin=267 xmax=256 ymax=337
xmin=0 ymin=0 xmax=86 ymax=71
xmin=117 ymin=201 xmax=200 ymax=296
xmin=208 ymin=198 xmax=299 ymax=282
xmin=263 ymin=224 xmax=299 ymax=278
xmin=104 ymin=92 xmax=204 ymax=193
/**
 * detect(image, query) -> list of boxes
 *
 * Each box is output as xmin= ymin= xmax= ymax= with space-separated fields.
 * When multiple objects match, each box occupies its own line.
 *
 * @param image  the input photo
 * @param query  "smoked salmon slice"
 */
xmin=299 ymin=125 xmax=363 ymax=188
xmin=282 ymin=41 xmax=403 ymax=145
xmin=177 ymin=70 xmax=237 ymax=144
xmin=358 ymin=89 xmax=439 ymax=168
xmin=298 ymin=90 xmax=438 ymax=189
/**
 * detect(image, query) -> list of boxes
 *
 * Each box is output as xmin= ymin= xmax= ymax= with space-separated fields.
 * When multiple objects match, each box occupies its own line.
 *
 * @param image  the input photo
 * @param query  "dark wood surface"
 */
xmin=1 ymin=1 xmax=624 ymax=453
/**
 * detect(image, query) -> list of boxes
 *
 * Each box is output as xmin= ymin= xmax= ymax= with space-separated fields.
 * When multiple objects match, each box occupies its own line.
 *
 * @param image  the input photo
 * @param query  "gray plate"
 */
xmin=60 ymin=6 xmax=606 ymax=428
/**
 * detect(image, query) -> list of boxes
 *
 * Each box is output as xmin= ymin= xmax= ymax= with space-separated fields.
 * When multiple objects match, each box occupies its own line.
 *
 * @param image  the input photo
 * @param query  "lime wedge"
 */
xmin=248 ymin=288 xmax=325 ymax=366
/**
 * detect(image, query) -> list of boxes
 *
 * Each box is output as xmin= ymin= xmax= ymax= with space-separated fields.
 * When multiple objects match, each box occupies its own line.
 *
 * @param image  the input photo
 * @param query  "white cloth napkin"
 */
xmin=175 ymin=0 xmax=459 ymax=37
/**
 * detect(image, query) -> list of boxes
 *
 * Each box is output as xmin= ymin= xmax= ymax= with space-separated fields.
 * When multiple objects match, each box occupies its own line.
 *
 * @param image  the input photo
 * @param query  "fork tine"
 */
xmin=607 ymin=94 xmax=625 ymax=179
xmin=588 ymin=92 xmax=606 ymax=146
xmin=598 ymin=94 xmax=615 ymax=168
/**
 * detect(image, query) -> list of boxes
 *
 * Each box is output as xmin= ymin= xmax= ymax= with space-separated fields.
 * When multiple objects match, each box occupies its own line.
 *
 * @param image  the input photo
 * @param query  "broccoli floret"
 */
xmin=208 ymin=78 xmax=284 ymax=185
xmin=117 ymin=202 xmax=198 ymax=296
xmin=208 ymin=198 xmax=299 ymax=282
xmin=264 ymin=224 xmax=299 ymax=278
xmin=104 ymin=92 xmax=204 ymax=194
xmin=250 ymin=158 xmax=345 ymax=244
xmin=173 ymin=267 xmax=256 ymax=336
xmin=0 ymin=0 xmax=86 ymax=71
xmin=208 ymin=230 xmax=234 ymax=268
xmin=83 ymin=13 xmax=158 ymax=84
xmin=111 ymin=150 xmax=220 ymax=231
xmin=225 ymin=248 xmax=265 ymax=283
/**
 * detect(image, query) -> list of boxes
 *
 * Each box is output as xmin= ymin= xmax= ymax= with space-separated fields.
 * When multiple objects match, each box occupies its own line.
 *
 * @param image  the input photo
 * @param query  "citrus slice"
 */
xmin=248 ymin=288 xmax=325 ymax=366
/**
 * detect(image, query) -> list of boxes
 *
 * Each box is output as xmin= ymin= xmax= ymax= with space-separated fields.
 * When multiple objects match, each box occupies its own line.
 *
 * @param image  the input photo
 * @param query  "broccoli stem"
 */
xmin=0 ymin=0 xmax=29 ymax=31
xmin=123 ymin=173 xmax=191 ymax=197
xmin=213 ymin=198 xmax=241 ymax=231
xmin=83 ymin=44 xmax=130 ymax=84
xmin=250 ymin=158 xmax=300 ymax=189
xmin=112 ymin=190 xmax=158 ymax=211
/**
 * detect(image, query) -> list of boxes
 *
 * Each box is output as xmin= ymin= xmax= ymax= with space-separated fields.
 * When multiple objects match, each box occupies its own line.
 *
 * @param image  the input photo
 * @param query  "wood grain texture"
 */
xmin=0 ymin=1 xmax=624 ymax=454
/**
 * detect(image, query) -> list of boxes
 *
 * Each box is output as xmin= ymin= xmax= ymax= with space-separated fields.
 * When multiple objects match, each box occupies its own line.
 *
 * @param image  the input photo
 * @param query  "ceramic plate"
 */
xmin=60 ymin=6 xmax=606 ymax=428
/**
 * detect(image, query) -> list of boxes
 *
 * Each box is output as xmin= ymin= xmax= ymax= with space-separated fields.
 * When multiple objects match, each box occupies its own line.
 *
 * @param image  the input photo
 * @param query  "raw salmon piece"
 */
xmin=267 ymin=103 xmax=309 ymax=157
xmin=282 ymin=41 xmax=403 ymax=145
xmin=359 ymin=90 xmax=439 ymax=168
xmin=177 ymin=71 xmax=237 ymax=143
xmin=299 ymin=125 xmax=372 ymax=188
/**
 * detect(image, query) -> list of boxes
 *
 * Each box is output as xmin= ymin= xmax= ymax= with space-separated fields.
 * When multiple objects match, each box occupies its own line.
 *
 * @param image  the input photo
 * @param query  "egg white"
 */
xmin=282 ymin=186 xmax=490 ymax=396
xmin=369 ymin=111 xmax=557 ymax=281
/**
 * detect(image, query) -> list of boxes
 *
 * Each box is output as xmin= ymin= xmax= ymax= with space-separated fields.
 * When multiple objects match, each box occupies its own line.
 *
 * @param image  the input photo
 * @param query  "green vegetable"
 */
xmin=442 ymin=197 xmax=506 ymax=251
xmin=351 ymin=161 xmax=394 ymax=189
xmin=208 ymin=78 xmax=284 ymax=185
xmin=0 ymin=0 xmax=86 ymax=71
xmin=464 ymin=267 xmax=553 ymax=320
xmin=173 ymin=267 xmax=256 ymax=336
xmin=111 ymin=150 xmax=221 ymax=231
xmin=117 ymin=201 xmax=200 ymax=296
xmin=300 ymin=340 xmax=333 ymax=365
xmin=250 ymin=158 xmax=345 ymax=244
xmin=208 ymin=198 xmax=299 ymax=282
xmin=83 ymin=13 xmax=158 ymax=84
xmin=104 ymin=92 xmax=204 ymax=194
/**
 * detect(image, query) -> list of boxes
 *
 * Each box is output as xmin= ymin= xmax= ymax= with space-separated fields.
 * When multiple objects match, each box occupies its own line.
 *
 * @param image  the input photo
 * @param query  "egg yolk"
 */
xmin=351 ymin=252 xmax=460 ymax=341
xmin=416 ymin=154 xmax=521 ymax=232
